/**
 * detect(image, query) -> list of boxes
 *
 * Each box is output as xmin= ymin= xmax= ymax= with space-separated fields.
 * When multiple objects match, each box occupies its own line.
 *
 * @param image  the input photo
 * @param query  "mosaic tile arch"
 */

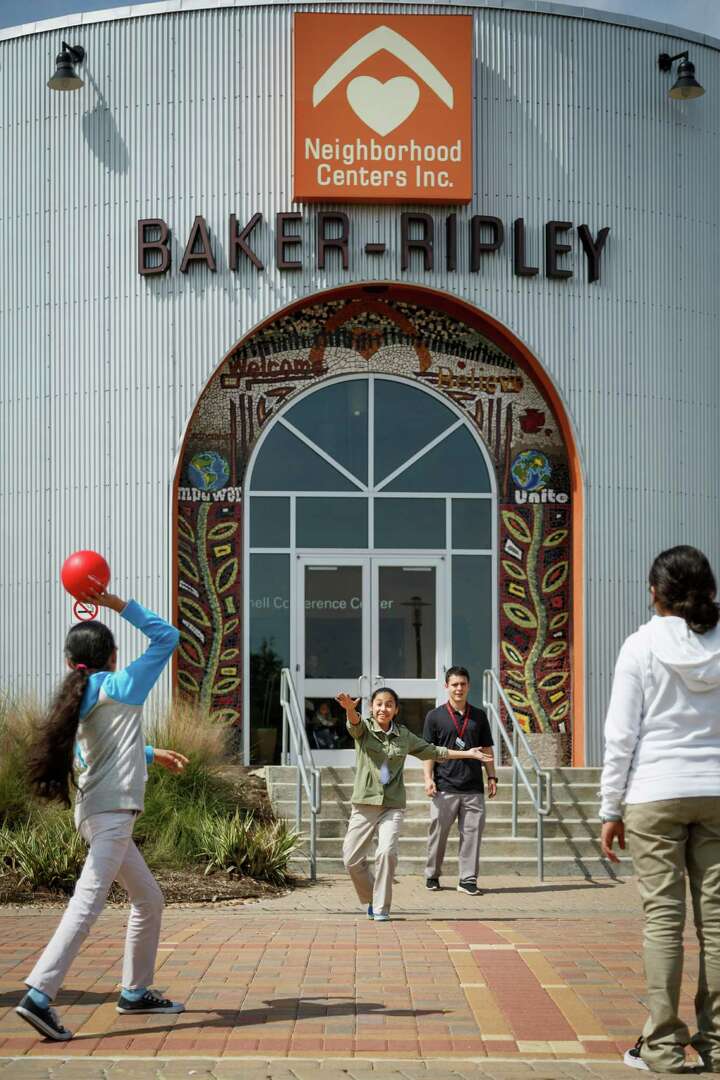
xmin=174 ymin=290 xmax=574 ymax=758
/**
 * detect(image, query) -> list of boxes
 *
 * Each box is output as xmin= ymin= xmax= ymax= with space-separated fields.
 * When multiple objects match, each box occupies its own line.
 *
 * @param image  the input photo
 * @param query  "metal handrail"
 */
xmin=482 ymin=669 xmax=554 ymax=882
xmin=279 ymin=668 xmax=322 ymax=881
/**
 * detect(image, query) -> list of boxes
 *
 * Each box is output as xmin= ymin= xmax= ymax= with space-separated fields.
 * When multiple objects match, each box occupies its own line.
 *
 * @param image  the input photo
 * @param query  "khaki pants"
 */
xmin=27 ymin=811 xmax=164 ymax=1000
xmin=425 ymin=792 xmax=486 ymax=883
xmin=625 ymin=797 xmax=720 ymax=1072
xmin=342 ymin=804 xmax=404 ymax=915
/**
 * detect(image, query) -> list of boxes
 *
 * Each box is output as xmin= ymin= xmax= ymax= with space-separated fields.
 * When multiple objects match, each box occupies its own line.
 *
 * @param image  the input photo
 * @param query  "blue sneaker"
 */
xmin=367 ymin=904 xmax=374 ymax=919
xmin=16 ymin=993 xmax=72 ymax=1040
xmin=116 ymin=989 xmax=184 ymax=1015
xmin=373 ymin=912 xmax=390 ymax=922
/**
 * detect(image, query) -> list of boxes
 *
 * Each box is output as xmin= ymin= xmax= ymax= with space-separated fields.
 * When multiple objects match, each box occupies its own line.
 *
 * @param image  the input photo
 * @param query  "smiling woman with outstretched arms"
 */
xmin=336 ymin=687 xmax=492 ymax=922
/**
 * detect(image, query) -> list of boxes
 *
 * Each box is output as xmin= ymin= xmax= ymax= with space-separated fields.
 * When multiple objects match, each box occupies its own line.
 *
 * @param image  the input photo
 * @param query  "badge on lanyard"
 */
xmin=446 ymin=702 xmax=470 ymax=751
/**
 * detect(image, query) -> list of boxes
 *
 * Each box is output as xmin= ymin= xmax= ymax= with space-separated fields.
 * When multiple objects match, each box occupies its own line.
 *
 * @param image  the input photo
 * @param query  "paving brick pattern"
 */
xmin=0 ymin=876 xmax=706 ymax=1078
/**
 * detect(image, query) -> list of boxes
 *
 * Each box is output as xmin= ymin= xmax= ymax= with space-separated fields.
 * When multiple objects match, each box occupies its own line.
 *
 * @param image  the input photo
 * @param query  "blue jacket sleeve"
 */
xmin=103 ymin=600 xmax=180 ymax=707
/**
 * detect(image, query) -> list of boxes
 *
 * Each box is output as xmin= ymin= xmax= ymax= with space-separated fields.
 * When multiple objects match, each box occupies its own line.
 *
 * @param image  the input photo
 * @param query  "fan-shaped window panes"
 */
xmin=383 ymin=426 xmax=491 ymax=493
xmin=248 ymin=377 xmax=494 ymax=530
xmin=285 ymin=381 xmax=368 ymax=483
xmin=250 ymin=424 xmax=359 ymax=492
xmin=374 ymin=380 xmax=455 ymax=483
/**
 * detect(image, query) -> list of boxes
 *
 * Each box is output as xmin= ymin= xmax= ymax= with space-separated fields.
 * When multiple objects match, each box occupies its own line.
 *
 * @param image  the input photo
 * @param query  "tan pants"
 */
xmin=425 ymin=791 xmax=486 ymax=882
xmin=625 ymin=797 xmax=720 ymax=1072
xmin=342 ymin=804 xmax=404 ymax=915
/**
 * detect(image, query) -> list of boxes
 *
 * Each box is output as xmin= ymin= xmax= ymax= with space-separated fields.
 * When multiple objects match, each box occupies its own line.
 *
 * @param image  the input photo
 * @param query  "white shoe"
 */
xmin=624 ymin=1038 xmax=649 ymax=1070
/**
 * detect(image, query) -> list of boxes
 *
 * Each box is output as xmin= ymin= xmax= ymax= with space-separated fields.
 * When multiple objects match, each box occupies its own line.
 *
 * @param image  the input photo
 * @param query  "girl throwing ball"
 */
xmin=16 ymin=589 xmax=188 ymax=1041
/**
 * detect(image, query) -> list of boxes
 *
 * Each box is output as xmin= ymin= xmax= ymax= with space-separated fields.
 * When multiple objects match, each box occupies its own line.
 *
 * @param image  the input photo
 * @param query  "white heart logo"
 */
xmin=346 ymin=76 xmax=420 ymax=136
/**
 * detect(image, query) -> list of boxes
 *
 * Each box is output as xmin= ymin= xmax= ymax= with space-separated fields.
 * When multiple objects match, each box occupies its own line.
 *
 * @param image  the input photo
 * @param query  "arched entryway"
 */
xmin=245 ymin=373 xmax=497 ymax=764
xmin=173 ymin=285 xmax=583 ymax=765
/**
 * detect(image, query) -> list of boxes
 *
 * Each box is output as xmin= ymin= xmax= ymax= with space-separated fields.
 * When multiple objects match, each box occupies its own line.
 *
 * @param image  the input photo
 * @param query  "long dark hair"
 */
xmin=27 ymin=620 xmax=116 ymax=806
xmin=649 ymin=546 xmax=719 ymax=635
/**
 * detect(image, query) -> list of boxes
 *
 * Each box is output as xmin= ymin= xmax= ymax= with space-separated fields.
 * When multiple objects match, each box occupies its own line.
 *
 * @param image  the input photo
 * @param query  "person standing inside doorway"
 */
xmin=423 ymin=666 xmax=497 ymax=896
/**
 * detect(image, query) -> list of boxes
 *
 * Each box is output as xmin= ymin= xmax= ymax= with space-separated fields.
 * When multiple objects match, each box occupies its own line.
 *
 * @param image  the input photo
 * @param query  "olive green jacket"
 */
xmin=346 ymin=717 xmax=450 ymax=809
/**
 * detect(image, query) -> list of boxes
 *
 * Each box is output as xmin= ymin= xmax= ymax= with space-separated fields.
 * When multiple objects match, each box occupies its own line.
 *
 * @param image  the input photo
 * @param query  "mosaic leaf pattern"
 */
xmin=175 ymin=297 xmax=573 ymax=753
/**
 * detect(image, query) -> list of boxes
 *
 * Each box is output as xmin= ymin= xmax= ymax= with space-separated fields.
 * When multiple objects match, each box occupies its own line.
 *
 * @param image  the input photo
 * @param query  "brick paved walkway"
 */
xmin=0 ymin=876 xmax=705 ymax=1078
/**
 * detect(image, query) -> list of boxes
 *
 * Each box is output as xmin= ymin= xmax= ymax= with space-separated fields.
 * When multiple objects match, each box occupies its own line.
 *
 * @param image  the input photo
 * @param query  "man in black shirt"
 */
xmin=422 ymin=666 xmax=497 ymax=895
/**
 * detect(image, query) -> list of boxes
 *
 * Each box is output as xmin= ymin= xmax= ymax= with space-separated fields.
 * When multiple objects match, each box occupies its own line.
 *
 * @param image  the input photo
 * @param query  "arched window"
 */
xmin=246 ymin=375 xmax=496 ymax=761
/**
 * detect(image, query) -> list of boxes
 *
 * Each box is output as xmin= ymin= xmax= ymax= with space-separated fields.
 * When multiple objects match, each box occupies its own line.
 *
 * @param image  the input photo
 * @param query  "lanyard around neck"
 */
xmin=445 ymin=702 xmax=470 ymax=741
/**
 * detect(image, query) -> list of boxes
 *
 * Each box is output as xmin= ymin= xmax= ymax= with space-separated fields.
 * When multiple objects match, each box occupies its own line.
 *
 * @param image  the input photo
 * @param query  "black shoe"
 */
xmin=426 ymin=877 xmax=440 ymax=891
xmin=15 ymin=993 xmax=73 ymax=1041
xmin=116 ymin=989 xmax=185 ymax=1014
xmin=457 ymin=879 xmax=482 ymax=896
xmin=623 ymin=1037 xmax=649 ymax=1071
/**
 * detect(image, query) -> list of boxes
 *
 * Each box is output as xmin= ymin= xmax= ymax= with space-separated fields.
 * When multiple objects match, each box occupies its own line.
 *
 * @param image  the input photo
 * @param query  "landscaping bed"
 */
xmin=0 ymin=698 xmax=299 ymax=906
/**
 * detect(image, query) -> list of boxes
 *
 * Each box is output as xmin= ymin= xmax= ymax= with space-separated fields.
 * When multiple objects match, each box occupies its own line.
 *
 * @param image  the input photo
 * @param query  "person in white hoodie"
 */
xmin=600 ymin=545 xmax=720 ymax=1074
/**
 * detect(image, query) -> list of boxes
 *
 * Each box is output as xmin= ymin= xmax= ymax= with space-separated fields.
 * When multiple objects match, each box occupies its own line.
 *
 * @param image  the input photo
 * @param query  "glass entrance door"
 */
xmin=372 ymin=559 xmax=443 ymax=741
xmin=297 ymin=555 xmax=445 ymax=763
xmin=298 ymin=558 xmax=370 ymax=764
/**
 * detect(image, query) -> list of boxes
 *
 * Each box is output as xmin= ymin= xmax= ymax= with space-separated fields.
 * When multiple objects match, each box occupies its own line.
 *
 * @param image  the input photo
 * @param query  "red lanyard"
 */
xmin=446 ymin=702 xmax=470 ymax=741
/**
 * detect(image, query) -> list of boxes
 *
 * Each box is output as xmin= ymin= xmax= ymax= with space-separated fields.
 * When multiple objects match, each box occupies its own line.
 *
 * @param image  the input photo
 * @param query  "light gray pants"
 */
xmin=425 ymin=791 xmax=486 ymax=882
xmin=26 ymin=810 xmax=164 ymax=1000
xmin=342 ymin=804 xmax=404 ymax=915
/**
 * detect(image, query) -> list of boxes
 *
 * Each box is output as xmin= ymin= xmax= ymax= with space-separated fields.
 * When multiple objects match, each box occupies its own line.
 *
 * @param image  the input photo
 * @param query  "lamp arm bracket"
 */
xmin=658 ymin=50 xmax=688 ymax=71
xmin=62 ymin=42 xmax=85 ymax=64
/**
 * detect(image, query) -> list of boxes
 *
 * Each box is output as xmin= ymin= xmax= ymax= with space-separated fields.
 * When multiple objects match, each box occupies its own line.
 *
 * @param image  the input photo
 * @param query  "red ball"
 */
xmin=61 ymin=551 xmax=111 ymax=601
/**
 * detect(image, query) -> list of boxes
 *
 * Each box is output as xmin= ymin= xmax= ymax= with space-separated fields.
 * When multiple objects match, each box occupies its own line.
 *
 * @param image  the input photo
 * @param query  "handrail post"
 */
xmin=310 ymin=772 xmax=317 ymax=882
xmin=296 ymin=764 xmax=302 ymax=833
xmin=537 ymin=772 xmax=544 ymax=882
xmin=511 ymin=726 xmax=518 ymax=839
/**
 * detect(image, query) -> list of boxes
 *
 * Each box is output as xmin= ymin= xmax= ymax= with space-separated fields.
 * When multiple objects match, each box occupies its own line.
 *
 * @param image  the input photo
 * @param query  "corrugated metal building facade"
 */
xmin=1 ymin=0 xmax=718 ymax=766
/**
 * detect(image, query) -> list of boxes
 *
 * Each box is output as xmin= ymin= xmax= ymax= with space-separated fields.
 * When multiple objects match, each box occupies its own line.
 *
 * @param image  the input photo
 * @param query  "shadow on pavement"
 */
xmin=3 ymin=994 xmax=447 ymax=1040
xmin=72 ymin=994 xmax=447 ymax=1041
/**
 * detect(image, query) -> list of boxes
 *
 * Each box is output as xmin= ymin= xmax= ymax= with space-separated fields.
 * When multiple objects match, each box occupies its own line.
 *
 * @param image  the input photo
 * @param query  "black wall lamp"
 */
xmin=47 ymin=42 xmax=85 ymax=91
xmin=658 ymin=50 xmax=705 ymax=100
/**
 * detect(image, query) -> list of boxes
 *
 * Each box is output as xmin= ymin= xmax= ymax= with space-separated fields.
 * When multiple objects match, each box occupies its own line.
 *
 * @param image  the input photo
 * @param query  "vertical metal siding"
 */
xmin=1 ymin=4 xmax=719 ymax=761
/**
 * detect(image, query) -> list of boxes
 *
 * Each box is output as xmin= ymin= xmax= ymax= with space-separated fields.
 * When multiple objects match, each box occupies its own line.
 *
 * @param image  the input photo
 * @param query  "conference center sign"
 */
xmin=293 ymin=13 xmax=474 ymax=202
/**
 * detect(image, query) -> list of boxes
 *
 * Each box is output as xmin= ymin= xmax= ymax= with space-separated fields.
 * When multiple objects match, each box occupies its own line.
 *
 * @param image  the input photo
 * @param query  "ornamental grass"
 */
xmin=0 ymin=695 xmax=298 ymax=895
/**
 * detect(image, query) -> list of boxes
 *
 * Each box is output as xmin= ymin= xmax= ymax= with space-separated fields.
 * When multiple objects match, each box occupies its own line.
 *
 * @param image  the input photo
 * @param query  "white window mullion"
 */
xmin=368 ymin=374 xmax=375 ymax=545
xmin=279 ymin=417 xmax=366 ymax=491
xmin=375 ymin=418 xmax=464 ymax=492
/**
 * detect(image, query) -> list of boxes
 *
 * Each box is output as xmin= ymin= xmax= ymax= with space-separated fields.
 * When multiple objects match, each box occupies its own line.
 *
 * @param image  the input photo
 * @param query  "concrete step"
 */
xmin=287 ymin=854 xmax=633 ymax=879
xmin=266 ymin=766 xmax=603 ymax=783
xmin=267 ymin=781 xmax=599 ymax=803
xmin=280 ymin=816 xmax=602 ymax=839
xmin=302 ymin=835 xmax=609 ymax=858
xmin=271 ymin=798 xmax=602 ymax=819
xmin=266 ymin=765 xmax=610 ymax=880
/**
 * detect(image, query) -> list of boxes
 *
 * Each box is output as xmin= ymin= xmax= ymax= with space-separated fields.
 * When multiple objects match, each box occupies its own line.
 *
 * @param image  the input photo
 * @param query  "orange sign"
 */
xmin=294 ymin=14 xmax=473 ymax=203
